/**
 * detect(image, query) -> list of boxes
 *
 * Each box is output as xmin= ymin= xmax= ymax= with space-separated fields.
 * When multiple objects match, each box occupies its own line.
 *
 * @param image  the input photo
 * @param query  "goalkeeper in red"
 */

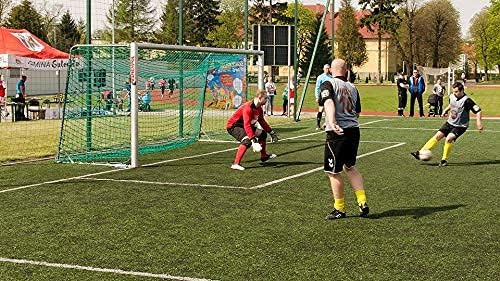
xmin=227 ymin=89 xmax=278 ymax=171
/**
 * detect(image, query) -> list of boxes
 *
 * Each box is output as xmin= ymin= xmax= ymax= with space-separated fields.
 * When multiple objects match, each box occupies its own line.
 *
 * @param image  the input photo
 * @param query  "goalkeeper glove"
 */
xmin=270 ymin=130 xmax=279 ymax=143
xmin=251 ymin=138 xmax=262 ymax=152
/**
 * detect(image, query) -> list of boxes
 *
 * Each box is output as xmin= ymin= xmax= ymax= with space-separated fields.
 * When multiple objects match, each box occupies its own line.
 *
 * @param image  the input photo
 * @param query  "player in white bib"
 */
xmin=411 ymin=82 xmax=483 ymax=166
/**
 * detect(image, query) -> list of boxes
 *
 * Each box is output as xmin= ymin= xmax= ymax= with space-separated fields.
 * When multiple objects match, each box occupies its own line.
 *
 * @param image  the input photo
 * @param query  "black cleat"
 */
xmin=359 ymin=203 xmax=369 ymax=217
xmin=325 ymin=209 xmax=346 ymax=220
xmin=410 ymin=151 xmax=420 ymax=160
xmin=439 ymin=160 xmax=448 ymax=167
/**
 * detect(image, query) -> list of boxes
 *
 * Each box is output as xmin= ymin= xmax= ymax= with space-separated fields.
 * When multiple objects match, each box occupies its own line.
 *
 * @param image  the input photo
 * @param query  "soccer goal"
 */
xmin=420 ymin=66 xmax=455 ymax=96
xmin=56 ymin=43 xmax=264 ymax=167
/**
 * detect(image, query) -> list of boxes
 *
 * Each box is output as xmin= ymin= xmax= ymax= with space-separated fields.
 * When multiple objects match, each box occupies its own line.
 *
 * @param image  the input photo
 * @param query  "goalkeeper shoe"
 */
xmin=439 ymin=160 xmax=448 ymax=167
xmin=410 ymin=151 xmax=420 ymax=160
xmin=325 ymin=208 xmax=346 ymax=220
xmin=359 ymin=203 xmax=370 ymax=217
xmin=261 ymin=154 xmax=277 ymax=162
xmin=230 ymin=164 xmax=245 ymax=171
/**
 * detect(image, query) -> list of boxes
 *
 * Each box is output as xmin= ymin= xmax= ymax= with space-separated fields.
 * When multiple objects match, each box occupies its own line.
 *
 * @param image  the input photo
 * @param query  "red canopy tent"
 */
xmin=0 ymin=27 xmax=70 ymax=70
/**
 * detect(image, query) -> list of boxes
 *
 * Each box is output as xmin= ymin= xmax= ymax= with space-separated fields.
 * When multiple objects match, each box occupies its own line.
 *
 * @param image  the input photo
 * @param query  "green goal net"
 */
xmin=56 ymin=44 xmax=263 ymax=166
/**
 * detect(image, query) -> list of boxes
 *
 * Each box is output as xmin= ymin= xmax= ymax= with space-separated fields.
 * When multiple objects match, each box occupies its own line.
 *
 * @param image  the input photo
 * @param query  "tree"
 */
xmin=207 ymin=0 xmax=244 ymax=48
xmin=157 ymin=0 xmax=179 ymax=44
xmin=0 ymin=0 xmax=13 ymax=25
xmin=469 ymin=8 xmax=492 ymax=81
xmin=5 ymin=0 xmax=47 ymax=42
xmin=54 ymin=11 xmax=81 ymax=53
xmin=359 ymin=0 xmax=404 ymax=82
xmin=36 ymin=0 xmax=64 ymax=47
xmin=462 ymin=41 xmax=478 ymax=80
xmin=300 ymin=13 xmax=332 ymax=78
xmin=249 ymin=0 xmax=271 ymax=24
xmin=101 ymin=0 xmax=156 ymax=43
xmin=414 ymin=0 xmax=461 ymax=67
xmin=184 ymin=0 xmax=221 ymax=46
xmin=487 ymin=0 xmax=500 ymax=72
xmin=276 ymin=2 xmax=316 ymax=71
xmin=336 ymin=0 xmax=367 ymax=69
xmin=390 ymin=0 xmax=421 ymax=74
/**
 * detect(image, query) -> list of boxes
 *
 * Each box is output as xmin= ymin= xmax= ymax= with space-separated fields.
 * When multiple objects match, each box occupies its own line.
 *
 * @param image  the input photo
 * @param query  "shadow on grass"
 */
xmin=369 ymin=204 xmax=466 ymax=219
xmin=275 ymin=126 xmax=314 ymax=133
xmin=270 ymin=142 xmax=324 ymax=158
xmin=448 ymin=159 xmax=500 ymax=166
xmin=421 ymin=159 xmax=500 ymax=167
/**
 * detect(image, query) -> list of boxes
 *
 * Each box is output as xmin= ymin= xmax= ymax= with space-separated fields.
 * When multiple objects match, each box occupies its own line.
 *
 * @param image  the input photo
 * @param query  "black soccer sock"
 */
xmin=316 ymin=112 xmax=322 ymax=127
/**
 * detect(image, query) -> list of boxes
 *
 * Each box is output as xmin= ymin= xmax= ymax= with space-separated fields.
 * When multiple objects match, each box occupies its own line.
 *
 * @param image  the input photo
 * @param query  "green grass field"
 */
xmin=1 ymin=116 xmax=499 ymax=280
xmin=249 ymin=83 xmax=500 ymax=116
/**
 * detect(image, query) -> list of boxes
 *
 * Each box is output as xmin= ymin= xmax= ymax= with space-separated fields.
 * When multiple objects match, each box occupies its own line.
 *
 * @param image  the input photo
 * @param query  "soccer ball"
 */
xmin=419 ymin=150 xmax=432 ymax=161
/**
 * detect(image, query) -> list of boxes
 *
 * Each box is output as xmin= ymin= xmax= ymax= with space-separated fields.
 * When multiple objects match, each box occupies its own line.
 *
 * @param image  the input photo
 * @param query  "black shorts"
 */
xmin=324 ymin=127 xmax=360 ymax=174
xmin=439 ymin=122 xmax=467 ymax=140
xmin=227 ymin=126 xmax=267 ymax=142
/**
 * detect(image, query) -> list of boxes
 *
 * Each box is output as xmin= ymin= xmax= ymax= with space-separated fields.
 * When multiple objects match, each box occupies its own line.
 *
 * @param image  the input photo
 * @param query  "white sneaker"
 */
xmin=231 ymin=164 xmax=245 ymax=171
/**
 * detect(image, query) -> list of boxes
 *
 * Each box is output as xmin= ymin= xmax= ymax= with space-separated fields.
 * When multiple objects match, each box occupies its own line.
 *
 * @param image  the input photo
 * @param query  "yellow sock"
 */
xmin=355 ymin=190 xmax=367 ymax=205
xmin=442 ymin=141 xmax=454 ymax=160
xmin=334 ymin=198 xmax=345 ymax=212
xmin=421 ymin=137 xmax=439 ymax=151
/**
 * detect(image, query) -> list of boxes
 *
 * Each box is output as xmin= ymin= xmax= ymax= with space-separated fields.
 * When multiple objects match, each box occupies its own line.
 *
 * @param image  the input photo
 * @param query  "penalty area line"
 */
xmin=250 ymin=142 xmax=406 ymax=190
xmin=0 ymin=257 xmax=217 ymax=281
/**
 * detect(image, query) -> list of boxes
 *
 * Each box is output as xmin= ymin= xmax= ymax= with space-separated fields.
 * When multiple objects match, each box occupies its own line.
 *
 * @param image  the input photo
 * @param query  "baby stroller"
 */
xmin=427 ymin=93 xmax=437 ymax=117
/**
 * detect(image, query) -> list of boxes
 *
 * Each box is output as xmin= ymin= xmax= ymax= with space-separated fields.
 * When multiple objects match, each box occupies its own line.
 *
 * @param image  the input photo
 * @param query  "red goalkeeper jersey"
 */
xmin=226 ymin=101 xmax=272 ymax=139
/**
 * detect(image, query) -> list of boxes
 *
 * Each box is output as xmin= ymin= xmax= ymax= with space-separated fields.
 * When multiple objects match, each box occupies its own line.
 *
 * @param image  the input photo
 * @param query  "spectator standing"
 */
xmin=158 ymin=78 xmax=166 ymax=98
xmin=168 ymin=78 xmax=176 ymax=97
xmin=408 ymin=69 xmax=425 ymax=117
xmin=433 ymin=78 xmax=445 ymax=116
xmin=281 ymin=84 xmax=289 ymax=116
xmin=396 ymin=73 xmax=409 ymax=116
xmin=315 ymin=64 xmax=332 ymax=129
xmin=264 ymin=76 xmax=276 ymax=116
xmin=15 ymin=75 xmax=27 ymax=102
xmin=0 ymin=75 xmax=8 ymax=118
xmin=14 ymin=75 xmax=27 ymax=120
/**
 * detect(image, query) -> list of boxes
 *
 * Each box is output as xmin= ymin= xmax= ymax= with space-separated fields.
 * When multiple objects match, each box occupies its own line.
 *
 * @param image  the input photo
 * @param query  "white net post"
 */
xmin=130 ymin=42 xmax=139 ymax=168
xmin=448 ymin=66 xmax=452 ymax=96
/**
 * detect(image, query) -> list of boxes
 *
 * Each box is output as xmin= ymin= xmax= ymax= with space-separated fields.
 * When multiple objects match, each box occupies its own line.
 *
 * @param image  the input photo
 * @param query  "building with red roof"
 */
xmin=304 ymin=3 xmax=399 ymax=81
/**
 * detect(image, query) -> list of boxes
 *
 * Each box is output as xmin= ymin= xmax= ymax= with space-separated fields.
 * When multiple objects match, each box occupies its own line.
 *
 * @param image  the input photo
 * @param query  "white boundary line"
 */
xmin=249 ymin=142 xmax=406 ymax=190
xmin=0 ymin=168 xmax=133 ymax=194
xmin=82 ymin=142 xmax=406 ymax=191
xmin=0 ymin=257 xmax=217 ymax=281
xmin=83 ymin=177 xmax=247 ymax=190
xmin=362 ymin=126 xmax=500 ymax=133
xmin=0 ymin=119 xmax=389 ymax=194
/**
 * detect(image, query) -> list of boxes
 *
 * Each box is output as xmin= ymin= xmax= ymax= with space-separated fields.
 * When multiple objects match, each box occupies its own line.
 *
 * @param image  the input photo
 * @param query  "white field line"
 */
xmin=0 ymin=119 xmax=389 ymax=194
xmin=0 ymin=257 xmax=216 ymax=281
xmin=0 ymin=168 xmax=134 ymax=194
xmin=249 ymin=142 xmax=406 ymax=190
xmin=83 ymin=177 xmax=246 ymax=190
xmin=285 ymin=139 xmax=403 ymax=144
xmin=362 ymin=126 xmax=500 ymax=133
xmin=199 ymin=119 xmax=389 ymax=144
